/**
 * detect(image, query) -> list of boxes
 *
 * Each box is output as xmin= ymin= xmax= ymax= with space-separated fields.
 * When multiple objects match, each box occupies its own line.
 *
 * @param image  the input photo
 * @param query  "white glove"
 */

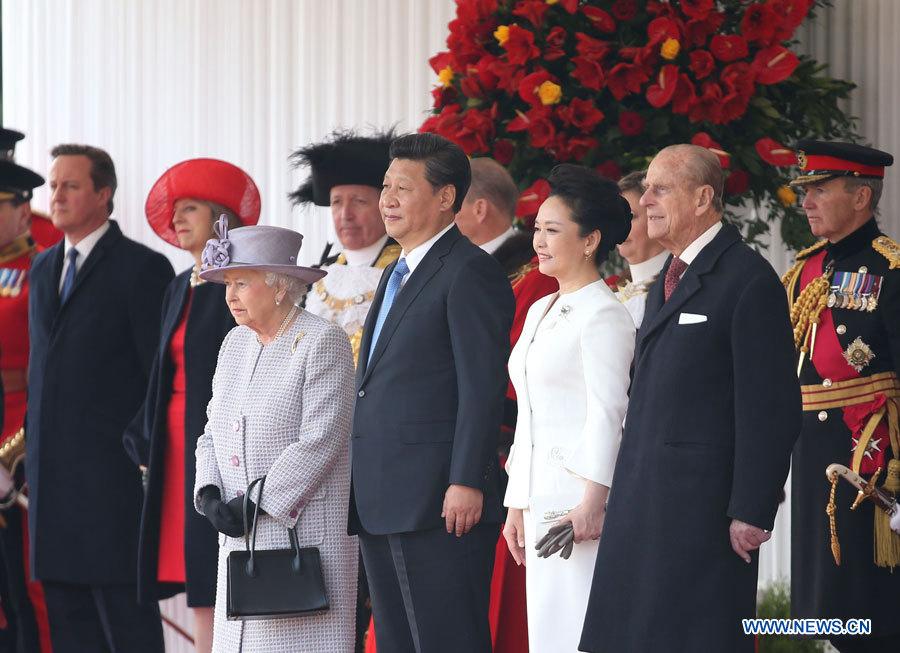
xmin=890 ymin=504 xmax=900 ymax=535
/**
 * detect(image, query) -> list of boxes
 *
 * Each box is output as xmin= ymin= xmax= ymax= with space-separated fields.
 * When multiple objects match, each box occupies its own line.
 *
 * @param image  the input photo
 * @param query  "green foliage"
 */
xmin=757 ymin=579 xmax=826 ymax=653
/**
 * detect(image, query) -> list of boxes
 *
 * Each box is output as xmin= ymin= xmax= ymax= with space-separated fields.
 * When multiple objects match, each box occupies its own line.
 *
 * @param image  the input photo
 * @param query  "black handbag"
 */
xmin=226 ymin=476 xmax=329 ymax=620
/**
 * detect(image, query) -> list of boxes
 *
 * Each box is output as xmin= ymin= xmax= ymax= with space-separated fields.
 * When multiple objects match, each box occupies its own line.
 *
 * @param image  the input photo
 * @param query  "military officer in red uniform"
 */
xmin=0 ymin=127 xmax=57 ymax=652
xmin=455 ymin=157 xmax=557 ymax=653
xmin=784 ymin=140 xmax=900 ymax=653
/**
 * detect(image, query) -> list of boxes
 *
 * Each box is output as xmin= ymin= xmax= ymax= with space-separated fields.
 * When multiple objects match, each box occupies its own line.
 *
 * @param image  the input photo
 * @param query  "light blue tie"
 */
xmin=368 ymin=257 xmax=409 ymax=361
xmin=60 ymin=247 xmax=78 ymax=303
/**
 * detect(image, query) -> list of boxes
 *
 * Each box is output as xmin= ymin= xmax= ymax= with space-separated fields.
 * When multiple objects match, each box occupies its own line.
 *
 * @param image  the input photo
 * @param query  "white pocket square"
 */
xmin=678 ymin=312 xmax=707 ymax=324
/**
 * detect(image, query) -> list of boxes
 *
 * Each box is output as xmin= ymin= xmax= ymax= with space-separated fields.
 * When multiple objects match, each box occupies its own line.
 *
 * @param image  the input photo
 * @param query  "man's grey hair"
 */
xmin=264 ymin=272 xmax=307 ymax=305
xmin=465 ymin=158 xmax=519 ymax=220
xmin=843 ymin=177 xmax=883 ymax=214
xmin=657 ymin=144 xmax=725 ymax=213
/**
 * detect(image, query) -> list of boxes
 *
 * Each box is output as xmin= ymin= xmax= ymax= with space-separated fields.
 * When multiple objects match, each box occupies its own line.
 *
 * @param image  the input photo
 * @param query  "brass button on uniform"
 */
xmin=818 ymin=411 xmax=828 ymax=422
xmin=823 ymin=379 xmax=833 ymax=388
xmin=836 ymin=324 xmax=847 ymax=335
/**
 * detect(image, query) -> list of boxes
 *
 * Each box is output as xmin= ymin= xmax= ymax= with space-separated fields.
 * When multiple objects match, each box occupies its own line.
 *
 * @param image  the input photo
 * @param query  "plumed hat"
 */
xmin=790 ymin=140 xmax=893 ymax=187
xmin=289 ymin=128 xmax=396 ymax=207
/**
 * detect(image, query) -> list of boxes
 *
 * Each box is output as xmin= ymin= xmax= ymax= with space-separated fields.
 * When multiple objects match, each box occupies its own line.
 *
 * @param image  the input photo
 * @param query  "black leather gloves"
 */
xmin=199 ymin=485 xmax=245 ymax=538
xmin=536 ymin=522 xmax=575 ymax=559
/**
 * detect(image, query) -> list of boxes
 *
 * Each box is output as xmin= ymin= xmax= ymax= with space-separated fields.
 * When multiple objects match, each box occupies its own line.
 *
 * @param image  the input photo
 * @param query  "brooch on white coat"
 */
xmin=559 ymin=304 xmax=572 ymax=320
xmin=291 ymin=332 xmax=305 ymax=355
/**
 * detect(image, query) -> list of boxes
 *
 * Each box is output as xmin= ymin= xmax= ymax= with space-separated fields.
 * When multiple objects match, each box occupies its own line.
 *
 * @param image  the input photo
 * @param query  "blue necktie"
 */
xmin=60 ymin=247 xmax=78 ymax=303
xmin=368 ymin=257 xmax=409 ymax=361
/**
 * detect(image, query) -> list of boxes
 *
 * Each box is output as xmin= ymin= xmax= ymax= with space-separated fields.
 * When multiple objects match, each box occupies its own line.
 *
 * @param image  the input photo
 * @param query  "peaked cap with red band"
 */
xmin=790 ymin=139 xmax=893 ymax=187
xmin=145 ymin=158 xmax=261 ymax=248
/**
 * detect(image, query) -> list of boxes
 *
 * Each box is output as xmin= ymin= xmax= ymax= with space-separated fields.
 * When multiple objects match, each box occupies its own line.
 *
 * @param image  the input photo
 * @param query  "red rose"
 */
xmin=493 ymin=139 xmax=515 ymax=165
xmin=558 ymin=97 xmax=605 ymax=132
xmin=581 ymin=6 xmax=616 ymax=32
xmin=608 ymin=62 xmax=650 ymax=100
xmin=595 ymin=160 xmax=623 ymax=181
xmin=710 ymin=34 xmax=748 ymax=62
xmin=680 ymin=0 xmax=715 ymax=19
xmin=502 ymin=24 xmax=540 ymax=66
xmin=544 ymin=26 xmax=567 ymax=60
xmin=516 ymin=178 xmax=551 ymax=224
xmin=689 ymin=50 xmax=715 ymax=79
xmin=612 ymin=0 xmax=637 ymax=21
xmin=575 ymin=32 xmax=612 ymax=59
xmin=646 ymin=64 xmax=679 ymax=108
xmin=420 ymin=114 xmax=440 ymax=134
xmin=691 ymin=132 xmax=730 ymax=168
xmin=431 ymin=85 xmax=458 ymax=107
xmin=618 ymin=111 xmax=645 ymax=136
xmin=512 ymin=0 xmax=549 ymax=28
xmin=755 ymin=137 xmax=799 ymax=166
xmin=647 ymin=17 xmax=680 ymax=45
xmin=724 ymin=168 xmax=750 ymax=195
xmin=671 ymin=73 xmax=696 ymax=115
xmin=741 ymin=2 xmax=779 ymax=46
xmin=571 ymin=56 xmax=607 ymax=91
xmin=553 ymin=134 xmax=600 ymax=162
xmin=752 ymin=46 xmax=800 ymax=84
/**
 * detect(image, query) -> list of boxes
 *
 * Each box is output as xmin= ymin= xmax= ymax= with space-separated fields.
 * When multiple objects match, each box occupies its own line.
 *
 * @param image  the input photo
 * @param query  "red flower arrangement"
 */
xmin=421 ymin=0 xmax=858 ymax=250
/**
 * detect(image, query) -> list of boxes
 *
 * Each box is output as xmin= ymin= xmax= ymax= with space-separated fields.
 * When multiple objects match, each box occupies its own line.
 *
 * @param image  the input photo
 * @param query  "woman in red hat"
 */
xmin=123 ymin=159 xmax=260 ymax=652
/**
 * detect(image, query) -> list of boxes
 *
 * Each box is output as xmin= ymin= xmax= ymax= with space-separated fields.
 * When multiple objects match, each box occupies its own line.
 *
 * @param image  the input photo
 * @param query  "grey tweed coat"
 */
xmin=195 ymin=309 xmax=357 ymax=653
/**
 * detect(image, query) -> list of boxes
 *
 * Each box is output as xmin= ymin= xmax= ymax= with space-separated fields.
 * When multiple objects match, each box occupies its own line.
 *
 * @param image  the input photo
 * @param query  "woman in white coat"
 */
xmin=503 ymin=165 xmax=635 ymax=652
xmin=194 ymin=221 xmax=357 ymax=653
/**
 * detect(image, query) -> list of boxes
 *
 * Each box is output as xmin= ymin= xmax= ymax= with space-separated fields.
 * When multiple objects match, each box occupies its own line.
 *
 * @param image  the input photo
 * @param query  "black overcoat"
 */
xmin=579 ymin=223 xmax=801 ymax=653
xmin=122 ymin=269 xmax=234 ymax=606
xmin=26 ymin=220 xmax=173 ymax=583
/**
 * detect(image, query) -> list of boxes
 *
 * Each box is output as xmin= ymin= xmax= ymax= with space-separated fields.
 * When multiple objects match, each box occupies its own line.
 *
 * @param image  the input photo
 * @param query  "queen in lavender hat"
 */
xmin=194 ymin=217 xmax=358 ymax=652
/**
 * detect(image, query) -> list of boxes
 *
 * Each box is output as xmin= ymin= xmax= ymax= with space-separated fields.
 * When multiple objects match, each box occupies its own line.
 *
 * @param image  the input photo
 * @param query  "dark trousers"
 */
xmin=41 ymin=582 xmax=163 ymax=653
xmin=360 ymin=522 xmax=497 ymax=653
xmin=0 ymin=506 xmax=40 ymax=653
xmin=830 ymin=635 xmax=900 ymax=652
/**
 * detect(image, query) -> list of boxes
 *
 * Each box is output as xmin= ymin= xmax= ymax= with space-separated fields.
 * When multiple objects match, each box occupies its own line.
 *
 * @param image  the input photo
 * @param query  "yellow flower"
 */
xmin=537 ymin=81 xmax=562 ymax=105
xmin=660 ymin=38 xmax=680 ymax=60
xmin=494 ymin=25 xmax=510 ymax=46
xmin=778 ymin=185 xmax=798 ymax=206
xmin=546 ymin=0 xmax=560 ymax=4
xmin=438 ymin=65 xmax=454 ymax=89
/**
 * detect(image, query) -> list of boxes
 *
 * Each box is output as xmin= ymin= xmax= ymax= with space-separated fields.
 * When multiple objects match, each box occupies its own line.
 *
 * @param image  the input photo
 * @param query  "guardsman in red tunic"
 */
xmin=0 ymin=127 xmax=58 ymax=653
xmin=784 ymin=140 xmax=900 ymax=653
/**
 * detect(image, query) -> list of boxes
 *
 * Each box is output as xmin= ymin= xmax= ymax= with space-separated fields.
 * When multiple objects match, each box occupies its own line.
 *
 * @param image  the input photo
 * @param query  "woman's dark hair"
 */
xmin=389 ymin=133 xmax=471 ymax=212
xmin=546 ymin=164 xmax=631 ymax=266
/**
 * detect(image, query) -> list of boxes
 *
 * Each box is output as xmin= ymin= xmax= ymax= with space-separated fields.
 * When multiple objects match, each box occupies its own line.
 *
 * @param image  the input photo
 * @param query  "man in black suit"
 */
xmin=579 ymin=144 xmax=801 ymax=653
xmin=349 ymin=133 xmax=515 ymax=653
xmin=27 ymin=144 xmax=172 ymax=652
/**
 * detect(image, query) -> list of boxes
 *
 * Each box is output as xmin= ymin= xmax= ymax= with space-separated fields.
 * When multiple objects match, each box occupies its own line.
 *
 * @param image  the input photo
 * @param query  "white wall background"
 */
xmin=3 ymin=0 xmax=898 ymax=649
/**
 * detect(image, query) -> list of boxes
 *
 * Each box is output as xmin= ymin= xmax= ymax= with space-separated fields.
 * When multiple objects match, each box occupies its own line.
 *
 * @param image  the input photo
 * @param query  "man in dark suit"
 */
xmin=579 ymin=144 xmax=801 ymax=653
xmin=349 ymin=133 xmax=515 ymax=653
xmin=27 ymin=144 xmax=173 ymax=652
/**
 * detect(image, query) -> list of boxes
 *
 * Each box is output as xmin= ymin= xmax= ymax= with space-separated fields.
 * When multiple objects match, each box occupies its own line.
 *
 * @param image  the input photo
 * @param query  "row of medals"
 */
xmin=826 ymin=270 xmax=880 ymax=312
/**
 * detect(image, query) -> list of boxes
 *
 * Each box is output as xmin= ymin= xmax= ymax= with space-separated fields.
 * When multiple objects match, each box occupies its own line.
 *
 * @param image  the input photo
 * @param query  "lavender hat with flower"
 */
xmin=197 ymin=216 xmax=326 ymax=284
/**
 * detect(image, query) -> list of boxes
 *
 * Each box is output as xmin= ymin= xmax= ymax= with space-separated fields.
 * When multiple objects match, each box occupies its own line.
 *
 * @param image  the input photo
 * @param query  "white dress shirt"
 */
xmin=398 ymin=221 xmax=455 ymax=288
xmin=478 ymin=226 xmax=517 ymax=255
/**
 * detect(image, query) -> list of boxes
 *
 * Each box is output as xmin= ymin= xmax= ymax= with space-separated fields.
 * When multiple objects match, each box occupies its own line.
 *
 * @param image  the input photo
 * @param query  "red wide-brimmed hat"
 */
xmin=145 ymin=158 xmax=261 ymax=247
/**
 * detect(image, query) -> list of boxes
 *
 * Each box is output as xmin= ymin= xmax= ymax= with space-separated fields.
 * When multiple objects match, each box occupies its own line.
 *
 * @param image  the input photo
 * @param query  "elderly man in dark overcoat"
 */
xmin=579 ymin=144 xmax=801 ymax=653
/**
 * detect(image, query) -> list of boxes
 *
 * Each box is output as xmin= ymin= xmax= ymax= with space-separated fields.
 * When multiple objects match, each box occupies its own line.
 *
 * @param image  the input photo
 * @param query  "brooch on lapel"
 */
xmin=843 ymin=336 xmax=875 ymax=372
xmin=559 ymin=304 xmax=572 ymax=320
xmin=291 ymin=332 xmax=305 ymax=355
